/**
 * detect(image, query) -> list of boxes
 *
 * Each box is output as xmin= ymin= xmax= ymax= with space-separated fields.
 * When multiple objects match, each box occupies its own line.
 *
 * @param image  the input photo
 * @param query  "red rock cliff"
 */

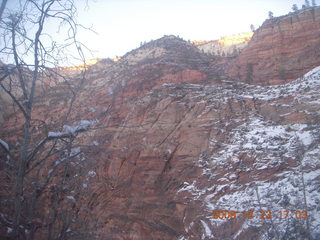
xmin=226 ymin=7 xmax=320 ymax=85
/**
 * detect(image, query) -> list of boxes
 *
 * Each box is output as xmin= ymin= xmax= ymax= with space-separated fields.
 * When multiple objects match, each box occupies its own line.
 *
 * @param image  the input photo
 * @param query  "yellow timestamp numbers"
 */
xmin=211 ymin=210 xmax=308 ymax=220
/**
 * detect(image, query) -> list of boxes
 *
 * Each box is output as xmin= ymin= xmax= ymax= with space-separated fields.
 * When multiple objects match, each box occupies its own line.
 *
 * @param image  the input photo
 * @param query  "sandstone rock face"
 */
xmin=195 ymin=32 xmax=253 ymax=56
xmin=1 ymin=14 xmax=320 ymax=240
xmin=226 ymin=7 xmax=320 ymax=85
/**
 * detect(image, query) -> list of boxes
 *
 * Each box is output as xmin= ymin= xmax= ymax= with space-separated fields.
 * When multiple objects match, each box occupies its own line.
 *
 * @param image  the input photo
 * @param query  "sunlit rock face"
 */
xmin=226 ymin=7 xmax=320 ymax=85
xmin=1 ymin=9 xmax=320 ymax=240
xmin=217 ymin=32 xmax=254 ymax=47
xmin=194 ymin=32 xmax=253 ymax=56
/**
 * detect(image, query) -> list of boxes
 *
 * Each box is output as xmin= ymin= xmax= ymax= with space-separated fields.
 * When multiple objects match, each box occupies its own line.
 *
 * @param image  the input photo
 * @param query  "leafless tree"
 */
xmin=0 ymin=1 xmax=95 ymax=239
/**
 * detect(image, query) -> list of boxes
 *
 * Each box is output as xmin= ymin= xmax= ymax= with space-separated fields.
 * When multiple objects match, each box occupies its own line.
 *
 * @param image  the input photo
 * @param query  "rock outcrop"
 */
xmin=226 ymin=7 xmax=320 ymax=85
xmin=194 ymin=32 xmax=253 ymax=56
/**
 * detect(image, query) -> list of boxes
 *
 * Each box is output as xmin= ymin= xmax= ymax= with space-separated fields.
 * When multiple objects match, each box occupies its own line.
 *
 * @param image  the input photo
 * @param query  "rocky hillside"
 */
xmin=1 ymin=7 xmax=320 ymax=240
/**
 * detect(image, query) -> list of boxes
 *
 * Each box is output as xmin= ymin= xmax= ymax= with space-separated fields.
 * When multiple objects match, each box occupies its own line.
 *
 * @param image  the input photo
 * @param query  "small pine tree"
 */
xmin=312 ymin=0 xmax=317 ymax=6
xmin=250 ymin=24 xmax=255 ymax=32
xmin=305 ymin=0 xmax=310 ymax=7
xmin=268 ymin=11 xmax=274 ymax=19
xmin=292 ymin=4 xmax=299 ymax=12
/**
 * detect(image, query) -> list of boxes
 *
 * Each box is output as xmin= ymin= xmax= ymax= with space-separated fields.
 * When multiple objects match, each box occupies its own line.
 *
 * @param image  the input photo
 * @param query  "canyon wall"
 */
xmin=1 ymin=7 xmax=320 ymax=240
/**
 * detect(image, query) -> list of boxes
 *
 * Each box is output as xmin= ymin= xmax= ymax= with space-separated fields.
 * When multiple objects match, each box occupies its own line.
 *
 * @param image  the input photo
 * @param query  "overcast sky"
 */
xmin=2 ymin=0 xmax=314 ymax=63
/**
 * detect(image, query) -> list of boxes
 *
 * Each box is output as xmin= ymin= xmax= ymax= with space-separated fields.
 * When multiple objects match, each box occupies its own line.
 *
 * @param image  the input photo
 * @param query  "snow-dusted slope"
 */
xmin=174 ymin=66 xmax=320 ymax=240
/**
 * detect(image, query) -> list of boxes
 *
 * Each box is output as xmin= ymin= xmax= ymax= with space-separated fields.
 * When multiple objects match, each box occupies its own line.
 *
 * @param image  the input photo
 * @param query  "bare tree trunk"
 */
xmin=13 ymin=118 xmax=31 ymax=238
